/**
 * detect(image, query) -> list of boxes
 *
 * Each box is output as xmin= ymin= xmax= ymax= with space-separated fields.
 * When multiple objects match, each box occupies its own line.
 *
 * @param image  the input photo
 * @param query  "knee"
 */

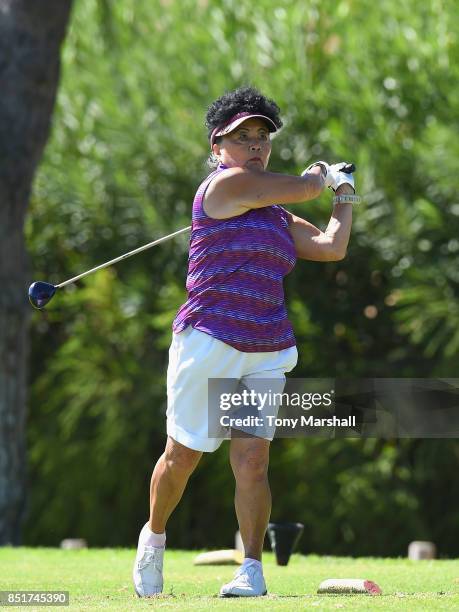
xmin=231 ymin=451 xmax=269 ymax=485
xmin=163 ymin=438 xmax=202 ymax=476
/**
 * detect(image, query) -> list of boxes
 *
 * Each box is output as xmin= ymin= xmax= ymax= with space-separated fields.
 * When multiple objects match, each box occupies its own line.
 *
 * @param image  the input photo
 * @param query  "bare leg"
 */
xmin=149 ymin=436 xmax=202 ymax=533
xmin=229 ymin=436 xmax=271 ymax=561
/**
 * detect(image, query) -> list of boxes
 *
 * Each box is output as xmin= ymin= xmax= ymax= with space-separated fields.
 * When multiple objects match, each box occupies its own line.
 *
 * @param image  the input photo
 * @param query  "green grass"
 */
xmin=1 ymin=548 xmax=458 ymax=610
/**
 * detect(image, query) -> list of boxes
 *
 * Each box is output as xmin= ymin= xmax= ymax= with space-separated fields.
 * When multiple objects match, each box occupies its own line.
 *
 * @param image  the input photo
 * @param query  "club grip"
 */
xmin=340 ymin=163 xmax=356 ymax=173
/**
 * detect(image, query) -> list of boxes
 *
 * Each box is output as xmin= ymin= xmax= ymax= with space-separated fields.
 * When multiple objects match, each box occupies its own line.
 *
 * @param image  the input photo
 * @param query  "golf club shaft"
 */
xmin=56 ymin=225 xmax=191 ymax=289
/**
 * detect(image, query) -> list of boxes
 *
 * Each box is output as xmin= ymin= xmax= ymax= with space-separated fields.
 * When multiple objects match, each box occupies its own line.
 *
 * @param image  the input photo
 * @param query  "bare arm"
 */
xmin=287 ymin=184 xmax=354 ymax=261
xmin=204 ymin=166 xmax=325 ymax=219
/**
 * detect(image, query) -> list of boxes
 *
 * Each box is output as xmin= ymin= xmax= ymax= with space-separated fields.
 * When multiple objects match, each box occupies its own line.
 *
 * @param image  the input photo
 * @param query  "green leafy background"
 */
xmin=25 ymin=0 xmax=459 ymax=556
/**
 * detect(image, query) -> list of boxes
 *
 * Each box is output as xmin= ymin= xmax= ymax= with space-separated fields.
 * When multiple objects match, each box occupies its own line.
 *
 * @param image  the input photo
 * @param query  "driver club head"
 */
xmin=28 ymin=281 xmax=58 ymax=309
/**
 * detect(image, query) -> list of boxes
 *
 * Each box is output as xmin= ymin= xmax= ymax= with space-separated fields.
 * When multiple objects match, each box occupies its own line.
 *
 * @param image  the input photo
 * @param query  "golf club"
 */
xmin=28 ymin=225 xmax=191 ymax=309
xmin=28 ymin=163 xmax=357 ymax=310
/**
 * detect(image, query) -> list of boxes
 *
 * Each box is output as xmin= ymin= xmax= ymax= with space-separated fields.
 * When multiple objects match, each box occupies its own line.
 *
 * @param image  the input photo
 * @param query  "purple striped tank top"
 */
xmin=172 ymin=163 xmax=297 ymax=352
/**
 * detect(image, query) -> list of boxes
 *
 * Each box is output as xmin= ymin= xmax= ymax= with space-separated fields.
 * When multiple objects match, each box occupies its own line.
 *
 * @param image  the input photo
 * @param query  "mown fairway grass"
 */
xmin=1 ymin=548 xmax=458 ymax=611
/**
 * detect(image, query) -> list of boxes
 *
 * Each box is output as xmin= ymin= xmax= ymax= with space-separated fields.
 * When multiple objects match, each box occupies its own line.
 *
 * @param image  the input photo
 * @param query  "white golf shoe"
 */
xmin=219 ymin=563 xmax=267 ymax=597
xmin=133 ymin=545 xmax=164 ymax=597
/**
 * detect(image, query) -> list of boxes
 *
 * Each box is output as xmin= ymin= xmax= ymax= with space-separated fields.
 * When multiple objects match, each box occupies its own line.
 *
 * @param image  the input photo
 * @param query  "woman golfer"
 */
xmin=133 ymin=86 xmax=358 ymax=597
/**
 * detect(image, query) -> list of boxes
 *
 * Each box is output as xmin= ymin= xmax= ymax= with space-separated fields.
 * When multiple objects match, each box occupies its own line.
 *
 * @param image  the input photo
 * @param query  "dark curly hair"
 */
xmin=206 ymin=86 xmax=283 ymax=143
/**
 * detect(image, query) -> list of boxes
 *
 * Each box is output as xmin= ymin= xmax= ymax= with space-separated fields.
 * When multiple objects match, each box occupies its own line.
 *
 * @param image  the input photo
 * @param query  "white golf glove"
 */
xmin=327 ymin=162 xmax=355 ymax=192
xmin=302 ymin=161 xmax=355 ymax=192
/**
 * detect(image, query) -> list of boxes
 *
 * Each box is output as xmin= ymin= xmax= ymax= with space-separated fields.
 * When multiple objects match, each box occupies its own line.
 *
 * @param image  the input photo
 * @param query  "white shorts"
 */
xmin=166 ymin=326 xmax=298 ymax=452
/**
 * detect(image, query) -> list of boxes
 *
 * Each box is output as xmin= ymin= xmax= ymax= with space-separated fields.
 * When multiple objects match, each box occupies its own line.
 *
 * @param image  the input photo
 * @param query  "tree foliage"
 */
xmin=25 ymin=0 xmax=459 ymax=555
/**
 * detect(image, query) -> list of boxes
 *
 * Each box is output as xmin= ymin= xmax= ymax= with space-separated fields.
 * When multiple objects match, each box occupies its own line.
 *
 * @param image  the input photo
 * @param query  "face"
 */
xmin=212 ymin=117 xmax=272 ymax=170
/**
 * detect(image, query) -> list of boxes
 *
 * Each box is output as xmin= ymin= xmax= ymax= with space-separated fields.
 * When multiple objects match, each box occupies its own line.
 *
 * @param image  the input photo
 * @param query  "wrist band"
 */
xmin=333 ymin=194 xmax=361 ymax=205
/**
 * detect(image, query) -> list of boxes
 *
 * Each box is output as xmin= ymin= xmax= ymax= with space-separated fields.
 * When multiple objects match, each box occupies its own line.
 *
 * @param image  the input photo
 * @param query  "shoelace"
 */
xmin=234 ymin=565 xmax=259 ymax=585
xmin=138 ymin=548 xmax=163 ymax=571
